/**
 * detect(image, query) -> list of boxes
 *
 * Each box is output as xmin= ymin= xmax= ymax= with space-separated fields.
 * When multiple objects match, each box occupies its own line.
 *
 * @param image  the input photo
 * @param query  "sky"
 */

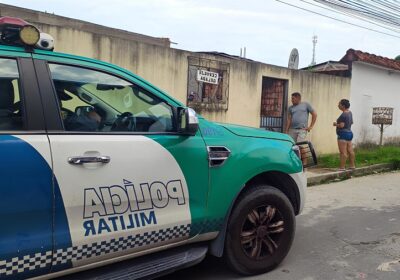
xmin=1 ymin=0 xmax=399 ymax=68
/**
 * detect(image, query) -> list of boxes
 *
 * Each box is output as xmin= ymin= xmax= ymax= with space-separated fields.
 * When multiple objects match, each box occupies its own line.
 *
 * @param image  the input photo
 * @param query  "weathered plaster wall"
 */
xmin=200 ymin=57 xmax=351 ymax=154
xmin=1 ymin=4 xmax=351 ymax=154
xmin=350 ymin=62 xmax=400 ymax=145
xmin=290 ymin=71 xmax=351 ymax=153
xmin=36 ymin=24 xmax=351 ymax=154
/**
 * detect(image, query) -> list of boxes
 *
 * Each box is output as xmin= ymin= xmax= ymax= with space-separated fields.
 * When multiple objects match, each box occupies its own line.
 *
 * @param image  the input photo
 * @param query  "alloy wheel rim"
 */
xmin=240 ymin=205 xmax=285 ymax=260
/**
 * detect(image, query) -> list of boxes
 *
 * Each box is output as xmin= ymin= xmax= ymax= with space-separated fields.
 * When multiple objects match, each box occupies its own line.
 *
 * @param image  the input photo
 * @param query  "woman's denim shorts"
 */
xmin=337 ymin=131 xmax=353 ymax=141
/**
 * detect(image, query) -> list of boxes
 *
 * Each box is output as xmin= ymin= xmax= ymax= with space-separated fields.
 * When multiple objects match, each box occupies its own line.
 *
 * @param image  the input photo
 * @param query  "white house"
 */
xmin=310 ymin=49 xmax=400 ymax=145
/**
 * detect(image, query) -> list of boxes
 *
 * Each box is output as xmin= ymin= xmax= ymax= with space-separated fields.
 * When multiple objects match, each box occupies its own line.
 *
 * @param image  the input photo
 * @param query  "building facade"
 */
xmin=0 ymin=4 xmax=352 ymax=154
xmin=347 ymin=59 xmax=400 ymax=145
xmin=312 ymin=49 xmax=400 ymax=145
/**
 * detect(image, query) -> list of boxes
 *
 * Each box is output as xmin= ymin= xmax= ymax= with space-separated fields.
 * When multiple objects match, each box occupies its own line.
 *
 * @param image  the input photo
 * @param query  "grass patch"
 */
xmin=317 ymin=145 xmax=400 ymax=169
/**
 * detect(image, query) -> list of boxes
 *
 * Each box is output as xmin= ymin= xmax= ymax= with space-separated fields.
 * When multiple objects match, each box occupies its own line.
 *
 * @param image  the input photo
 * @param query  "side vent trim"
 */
xmin=207 ymin=146 xmax=231 ymax=167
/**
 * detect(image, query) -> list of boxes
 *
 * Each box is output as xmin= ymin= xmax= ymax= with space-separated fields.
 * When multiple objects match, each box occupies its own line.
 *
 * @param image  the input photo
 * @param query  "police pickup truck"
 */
xmin=0 ymin=17 xmax=315 ymax=280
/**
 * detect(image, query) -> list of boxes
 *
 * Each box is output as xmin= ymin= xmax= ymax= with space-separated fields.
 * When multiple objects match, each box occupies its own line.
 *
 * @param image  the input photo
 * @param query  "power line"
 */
xmin=274 ymin=0 xmax=400 ymax=39
xmin=314 ymin=1 xmax=400 ymax=28
xmin=321 ymin=1 xmax=400 ymax=24
xmin=317 ymin=1 xmax=400 ymax=25
xmin=300 ymin=0 xmax=400 ymax=33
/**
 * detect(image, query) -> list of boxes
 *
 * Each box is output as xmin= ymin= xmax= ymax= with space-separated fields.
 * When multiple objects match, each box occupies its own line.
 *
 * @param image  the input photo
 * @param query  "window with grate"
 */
xmin=187 ymin=56 xmax=229 ymax=112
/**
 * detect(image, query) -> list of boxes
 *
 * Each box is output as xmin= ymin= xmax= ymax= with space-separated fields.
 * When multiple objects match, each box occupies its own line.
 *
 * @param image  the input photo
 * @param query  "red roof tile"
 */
xmin=340 ymin=49 xmax=400 ymax=71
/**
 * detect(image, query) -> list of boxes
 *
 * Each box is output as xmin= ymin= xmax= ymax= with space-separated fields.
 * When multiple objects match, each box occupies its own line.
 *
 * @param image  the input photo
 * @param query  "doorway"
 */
xmin=260 ymin=77 xmax=288 ymax=132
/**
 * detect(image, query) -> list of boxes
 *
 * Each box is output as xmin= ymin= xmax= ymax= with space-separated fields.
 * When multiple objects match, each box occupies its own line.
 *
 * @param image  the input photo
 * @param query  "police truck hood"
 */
xmin=218 ymin=123 xmax=294 ymax=143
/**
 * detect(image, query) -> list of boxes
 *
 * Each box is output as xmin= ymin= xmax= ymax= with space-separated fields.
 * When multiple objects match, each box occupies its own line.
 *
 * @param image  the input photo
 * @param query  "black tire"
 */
xmin=224 ymin=185 xmax=295 ymax=275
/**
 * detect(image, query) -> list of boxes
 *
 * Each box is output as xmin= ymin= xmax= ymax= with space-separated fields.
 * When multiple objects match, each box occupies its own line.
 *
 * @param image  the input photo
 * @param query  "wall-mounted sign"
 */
xmin=372 ymin=107 xmax=393 ymax=125
xmin=196 ymin=69 xmax=219 ymax=85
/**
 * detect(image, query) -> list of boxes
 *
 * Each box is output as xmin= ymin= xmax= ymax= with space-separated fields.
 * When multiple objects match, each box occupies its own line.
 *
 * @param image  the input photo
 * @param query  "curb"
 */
xmin=307 ymin=163 xmax=396 ymax=186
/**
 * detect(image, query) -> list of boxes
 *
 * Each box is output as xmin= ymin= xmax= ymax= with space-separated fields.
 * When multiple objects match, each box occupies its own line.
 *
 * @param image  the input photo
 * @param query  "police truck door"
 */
xmin=0 ymin=56 xmax=53 ymax=279
xmin=33 ymin=57 xmax=209 ymax=270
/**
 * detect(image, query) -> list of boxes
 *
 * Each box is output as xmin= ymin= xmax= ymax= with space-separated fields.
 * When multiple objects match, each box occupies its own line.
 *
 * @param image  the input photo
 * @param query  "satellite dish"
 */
xmin=288 ymin=48 xmax=299 ymax=69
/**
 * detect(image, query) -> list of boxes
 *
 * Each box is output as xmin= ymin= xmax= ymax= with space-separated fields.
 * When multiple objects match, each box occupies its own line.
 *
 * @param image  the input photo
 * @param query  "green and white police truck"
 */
xmin=0 ymin=17 xmax=315 ymax=280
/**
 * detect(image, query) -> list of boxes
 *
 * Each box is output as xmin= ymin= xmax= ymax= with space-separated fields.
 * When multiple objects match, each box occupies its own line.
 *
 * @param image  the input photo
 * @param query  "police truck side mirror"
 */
xmin=178 ymin=107 xmax=199 ymax=136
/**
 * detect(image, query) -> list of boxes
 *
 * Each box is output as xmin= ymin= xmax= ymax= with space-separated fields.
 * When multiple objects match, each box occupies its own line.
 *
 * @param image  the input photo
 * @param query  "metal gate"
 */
xmin=260 ymin=77 xmax=288 ymax=132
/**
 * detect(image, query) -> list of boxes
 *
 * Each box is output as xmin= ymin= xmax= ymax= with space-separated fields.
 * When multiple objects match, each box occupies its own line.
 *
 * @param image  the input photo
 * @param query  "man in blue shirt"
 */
xmin=285 ymin=92 xmax=317 ymax=142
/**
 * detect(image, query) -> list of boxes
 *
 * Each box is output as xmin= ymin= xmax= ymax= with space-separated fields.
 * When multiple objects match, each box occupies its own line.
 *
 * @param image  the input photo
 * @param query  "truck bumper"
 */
xmin=289 ymin=171 xmax=307 ymax=214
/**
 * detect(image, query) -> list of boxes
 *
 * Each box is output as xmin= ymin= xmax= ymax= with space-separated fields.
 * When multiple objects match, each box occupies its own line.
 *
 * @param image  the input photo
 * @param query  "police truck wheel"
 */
xmin=225 ymin=185 xmax=295 ymax=275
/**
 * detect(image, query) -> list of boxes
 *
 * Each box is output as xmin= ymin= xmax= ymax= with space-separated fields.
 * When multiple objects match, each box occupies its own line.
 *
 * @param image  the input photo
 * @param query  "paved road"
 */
xmin=162 ymin=171 xmax=400 ymax=280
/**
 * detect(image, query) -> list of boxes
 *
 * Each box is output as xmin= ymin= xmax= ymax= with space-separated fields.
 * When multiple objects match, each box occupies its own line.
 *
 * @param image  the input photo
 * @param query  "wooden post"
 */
xmin=379 ymin=124 xmax=384 ymax=146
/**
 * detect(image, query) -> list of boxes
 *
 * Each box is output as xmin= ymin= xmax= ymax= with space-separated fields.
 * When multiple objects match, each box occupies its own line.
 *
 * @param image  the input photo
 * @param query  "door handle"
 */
xmin=68 ymin=156 xmax=111 ymax=165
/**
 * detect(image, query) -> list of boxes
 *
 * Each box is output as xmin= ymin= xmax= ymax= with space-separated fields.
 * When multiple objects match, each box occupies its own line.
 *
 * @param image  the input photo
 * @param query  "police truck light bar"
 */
xmin=0 ymin=16 xmax=54 ymax=50
xmin=20 ymin=25 xmax=40 ymax=45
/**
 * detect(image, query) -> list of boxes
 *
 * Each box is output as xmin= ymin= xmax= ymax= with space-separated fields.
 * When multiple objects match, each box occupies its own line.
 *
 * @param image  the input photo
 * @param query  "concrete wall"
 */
xmin=36 ymin=24 xmax=190 ymax=101
xmin=290 ymin=70 xmax=350 ymax=153
xmin=0 ymin=4 xmax=171 ymax=47
xmin=350 ymin=62 xmax=400 ymax=145
xmin=0 ymin=4 xmax=351 ymax=154
xmin=201 ymin=57 xmax=351 ymax=154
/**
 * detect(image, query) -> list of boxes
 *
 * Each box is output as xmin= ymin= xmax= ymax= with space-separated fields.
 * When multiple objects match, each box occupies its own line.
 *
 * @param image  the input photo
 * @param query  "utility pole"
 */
xmin=239 ymin=47 xmax=247 ymax=58
xmin=310 ymin=35 xmax=317 ymax=66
